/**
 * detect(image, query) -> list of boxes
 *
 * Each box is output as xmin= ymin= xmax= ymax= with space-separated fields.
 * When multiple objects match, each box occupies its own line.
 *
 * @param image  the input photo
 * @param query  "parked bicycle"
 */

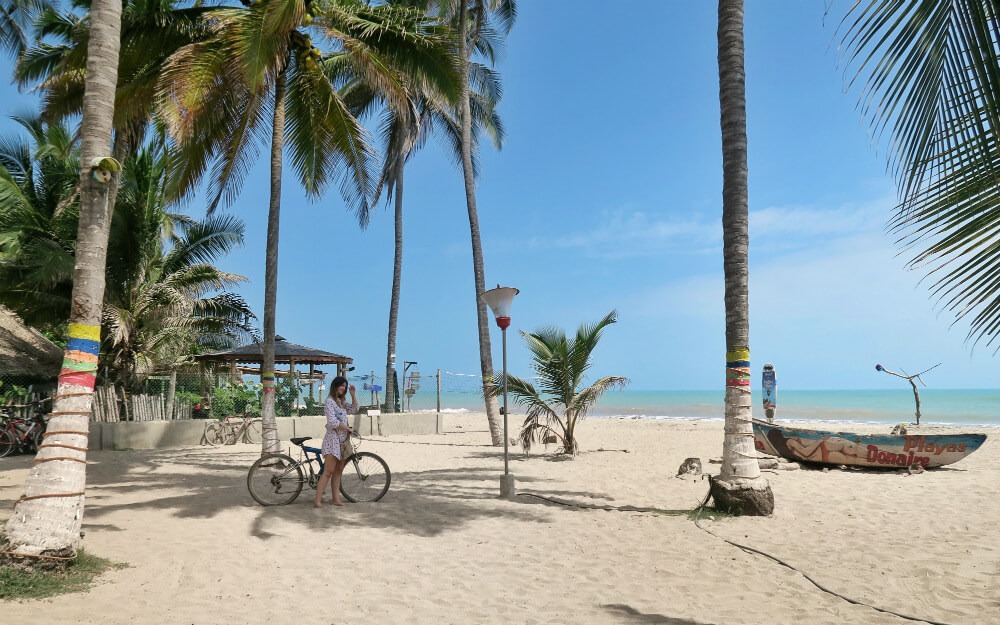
xmin=204 ymin=414 xmax=261 ymax=446
xmin=0 ymin=398 xmax=51 ymax=458
xmin=247 ymin=432 xmax=390 ymax=505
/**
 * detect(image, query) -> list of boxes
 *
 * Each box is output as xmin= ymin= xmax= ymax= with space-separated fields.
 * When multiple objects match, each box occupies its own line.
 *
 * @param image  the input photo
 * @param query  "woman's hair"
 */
xmin=329 ymin=376 xmax=349 ymax=399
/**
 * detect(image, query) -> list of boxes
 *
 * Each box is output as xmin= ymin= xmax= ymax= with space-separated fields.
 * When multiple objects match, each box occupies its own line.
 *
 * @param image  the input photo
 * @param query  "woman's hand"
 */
xmin=348 ymin=383 xmax=356 ymax=395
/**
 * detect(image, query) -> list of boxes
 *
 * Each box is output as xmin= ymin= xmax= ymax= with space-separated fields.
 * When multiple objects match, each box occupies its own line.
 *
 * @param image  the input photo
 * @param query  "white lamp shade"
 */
xmin=481 ymin=286 xmax=519 ymax=320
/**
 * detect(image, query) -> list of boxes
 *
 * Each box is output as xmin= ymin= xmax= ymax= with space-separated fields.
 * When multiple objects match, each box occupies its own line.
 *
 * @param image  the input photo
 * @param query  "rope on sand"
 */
xmin=691 ymin=482 xmax=957 ymax=625
xmin=518 ymin=488 xmax=958 ymax=625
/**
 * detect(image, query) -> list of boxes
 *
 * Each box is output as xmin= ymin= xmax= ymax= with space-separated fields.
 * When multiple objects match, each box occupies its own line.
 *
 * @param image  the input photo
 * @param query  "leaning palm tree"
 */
xmin=427 ymin=0 xmax=515 ymax=446
xmin=157 ymin=0 xmax=460 ymax=454
xmin=711 ymin=0 xmax=773 ymax=515
xmin=495 ymin=310 xmax=627 ymax=456
xmin=2 ymin=0 xmax=123 ymax=563
xmin=838 ymin=1 xmax=1000 ymax=350
xmin=338 ymin=32 xmax=503 ymax=414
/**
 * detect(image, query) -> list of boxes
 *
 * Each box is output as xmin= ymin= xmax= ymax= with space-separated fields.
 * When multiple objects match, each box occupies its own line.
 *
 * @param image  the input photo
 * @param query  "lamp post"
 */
xmin=481 ymin=284 xmax=519 ymax=499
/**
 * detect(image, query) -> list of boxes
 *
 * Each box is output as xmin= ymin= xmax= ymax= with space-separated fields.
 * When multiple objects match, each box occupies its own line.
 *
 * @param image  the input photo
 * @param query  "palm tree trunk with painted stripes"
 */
xmin=2 ymin=0 xmax=123 ymax=562
xmin=711 ymin=0 xmax=773 ymax=515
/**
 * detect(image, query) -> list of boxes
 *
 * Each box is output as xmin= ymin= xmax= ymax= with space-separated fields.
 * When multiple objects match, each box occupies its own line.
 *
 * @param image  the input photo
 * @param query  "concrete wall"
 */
xmin=87 ymin=413 xmax=441 ymax=451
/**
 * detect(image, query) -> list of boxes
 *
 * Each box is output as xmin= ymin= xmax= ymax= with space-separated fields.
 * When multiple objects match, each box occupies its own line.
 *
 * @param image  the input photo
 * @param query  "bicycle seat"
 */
xmin=290 ymin=436 xmax=312 ymax=446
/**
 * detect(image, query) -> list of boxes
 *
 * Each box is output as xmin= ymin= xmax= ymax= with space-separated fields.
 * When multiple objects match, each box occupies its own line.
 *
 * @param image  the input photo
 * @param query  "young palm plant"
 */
xmin=496 ymin=310 xmax=628 ymax=456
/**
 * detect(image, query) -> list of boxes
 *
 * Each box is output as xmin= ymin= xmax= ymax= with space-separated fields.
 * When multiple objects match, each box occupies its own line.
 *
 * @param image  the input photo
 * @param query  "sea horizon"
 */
xmin=394 ymin=388 xmax=1000 ymax=428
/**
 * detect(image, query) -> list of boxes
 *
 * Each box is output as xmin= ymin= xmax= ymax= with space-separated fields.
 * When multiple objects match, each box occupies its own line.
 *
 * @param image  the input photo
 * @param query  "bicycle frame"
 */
xmin=301 ymin=444 xmax=326 ymax=477
xmin=0 ymin=411 xmax=45 ymax=454
xmin=295 ymin=441 xmax=363 ymax=486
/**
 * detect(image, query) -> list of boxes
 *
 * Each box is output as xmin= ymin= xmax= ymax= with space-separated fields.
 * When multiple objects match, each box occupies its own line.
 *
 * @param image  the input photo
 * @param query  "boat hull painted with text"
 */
xmin=752 ymin=419 xmax=987 ymax=469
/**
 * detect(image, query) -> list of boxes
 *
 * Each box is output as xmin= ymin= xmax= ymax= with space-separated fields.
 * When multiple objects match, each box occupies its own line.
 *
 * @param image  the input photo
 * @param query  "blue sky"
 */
xmin=2 ymin=1 xmax=998 ymax=390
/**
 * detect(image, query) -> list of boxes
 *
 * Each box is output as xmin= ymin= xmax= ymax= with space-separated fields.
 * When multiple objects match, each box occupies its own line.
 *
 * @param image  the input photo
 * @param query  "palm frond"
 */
xmin=838 ymin=0 xmax=1000 ymax=349
xmin=286 ymin=50 xmax=376 ymax=216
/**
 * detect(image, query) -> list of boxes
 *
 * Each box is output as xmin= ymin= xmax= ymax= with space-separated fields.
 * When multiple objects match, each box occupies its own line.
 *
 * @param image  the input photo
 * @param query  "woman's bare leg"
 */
xmin=331 ymin=457 xmax=348 ymax=505
xmin=314 ymin=454 xmax=337 ymax=507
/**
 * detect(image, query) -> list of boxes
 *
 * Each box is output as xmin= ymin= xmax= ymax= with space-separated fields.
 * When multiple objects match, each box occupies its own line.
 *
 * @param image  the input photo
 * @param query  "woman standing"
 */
xmin=315 ymin=376 xmax=359 ymax=507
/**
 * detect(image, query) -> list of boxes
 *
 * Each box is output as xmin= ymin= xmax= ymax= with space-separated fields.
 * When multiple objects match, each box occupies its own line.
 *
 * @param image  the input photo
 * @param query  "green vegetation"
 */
xmin=495 ymin=310 xmax=628 ymax=456
xmin=212 ymin=382 xmax=262 ymax=418
xmin=0 ymin=551 xmax=126 ymax=600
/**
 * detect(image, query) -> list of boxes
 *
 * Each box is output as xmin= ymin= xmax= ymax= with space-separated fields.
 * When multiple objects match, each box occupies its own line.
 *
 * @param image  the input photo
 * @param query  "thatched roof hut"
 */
xmin=194 ymin=335 xmax=352 ymax=378
xmin=0 ymin=305 xmax=62 ymax=380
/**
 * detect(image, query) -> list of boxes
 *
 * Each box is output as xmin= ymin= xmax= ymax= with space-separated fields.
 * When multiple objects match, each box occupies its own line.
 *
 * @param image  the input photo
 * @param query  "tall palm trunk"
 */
xmin=458 ymin=3 xmax=502 ymax=446
xmin=384 ymin=157 xmax=404 ymax=413
xmin=259 ymin=68 xmax=287 ymax=455
xmin=2 ymin=0 xmax=123 ymax=561
xmin=711 ymin=0 xmax=773 ymax=515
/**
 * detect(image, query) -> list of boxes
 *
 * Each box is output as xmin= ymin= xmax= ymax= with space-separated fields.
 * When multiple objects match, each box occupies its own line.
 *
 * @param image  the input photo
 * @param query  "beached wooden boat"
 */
xmin=752 ymin=419 xmax=987 ymax=469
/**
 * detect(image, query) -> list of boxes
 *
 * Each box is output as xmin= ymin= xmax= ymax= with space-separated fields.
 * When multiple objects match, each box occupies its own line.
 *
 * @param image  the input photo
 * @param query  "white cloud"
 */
xmin=528 ymin=193 xmax=897 ymax=261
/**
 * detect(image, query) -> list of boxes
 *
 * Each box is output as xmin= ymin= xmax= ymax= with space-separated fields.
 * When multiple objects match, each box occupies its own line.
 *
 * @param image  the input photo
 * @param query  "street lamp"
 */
xmin=481 ymin=284 xmax=519 ymax=499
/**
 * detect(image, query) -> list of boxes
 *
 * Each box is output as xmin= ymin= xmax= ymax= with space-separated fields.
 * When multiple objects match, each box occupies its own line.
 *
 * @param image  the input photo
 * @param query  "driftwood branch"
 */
xmin=875 ymin=363 xmax=940 ymax=426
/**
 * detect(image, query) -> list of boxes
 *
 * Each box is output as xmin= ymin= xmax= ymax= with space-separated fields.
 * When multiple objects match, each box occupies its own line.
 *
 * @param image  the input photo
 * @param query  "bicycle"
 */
xmin=0 ymin=398 xmax=50 ymax=458
xmin=246 ymin=432 xmax=391 ymax=505
xmin=205 ymin=414 xmax=261 ymax=446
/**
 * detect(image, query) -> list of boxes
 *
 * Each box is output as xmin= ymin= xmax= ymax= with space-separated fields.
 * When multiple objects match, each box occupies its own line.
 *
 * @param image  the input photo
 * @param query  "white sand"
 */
xmin=1 ymin=413 xmax=996 ymax=625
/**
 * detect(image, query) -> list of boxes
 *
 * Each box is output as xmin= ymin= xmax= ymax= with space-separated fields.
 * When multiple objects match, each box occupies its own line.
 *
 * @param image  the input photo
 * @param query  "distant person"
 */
xmin=314 ymin=376 xmax=359 ymax=508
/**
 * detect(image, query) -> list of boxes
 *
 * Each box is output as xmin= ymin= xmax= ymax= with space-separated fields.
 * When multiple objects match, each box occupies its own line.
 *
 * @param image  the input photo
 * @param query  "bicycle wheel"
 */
xmin=221 ymin=424 xmax=237 ymax=445
xmin=340 ymin=452 xmax=391 ymax=503
xmin=0 ymin=428 xmax=16 ymax=458
xmin=247 ymin=453 xmax=304 ymax=506
xmin=30 ymin=426 xmax=45 ymax=452
xmin=242 ymin=419 xmax=261 ymax=444
xmin=204 ymin=422 xmax=222 ymax=446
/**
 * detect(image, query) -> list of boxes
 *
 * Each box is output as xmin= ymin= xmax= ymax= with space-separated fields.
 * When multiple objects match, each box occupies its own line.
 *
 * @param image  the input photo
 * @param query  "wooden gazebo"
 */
xmin=194 ymin=335 xmax=352 ymax=401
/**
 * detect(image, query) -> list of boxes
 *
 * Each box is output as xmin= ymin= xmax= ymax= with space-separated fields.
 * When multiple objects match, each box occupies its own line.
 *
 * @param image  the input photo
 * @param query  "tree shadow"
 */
xmin=74 ymin=448 xmax=556 ymax=539
xmin=601 ymin=604 xmax=720 ymax=625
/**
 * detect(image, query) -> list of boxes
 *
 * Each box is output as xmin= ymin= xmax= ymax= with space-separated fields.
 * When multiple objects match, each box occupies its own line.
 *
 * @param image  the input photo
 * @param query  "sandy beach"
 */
xmin=1 ymin=413 xmax=997 ymax=625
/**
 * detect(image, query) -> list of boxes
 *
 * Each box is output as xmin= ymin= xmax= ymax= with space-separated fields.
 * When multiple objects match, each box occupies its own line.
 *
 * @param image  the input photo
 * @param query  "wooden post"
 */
xmin=290 ymin=358 xmax=298 ymax=417
xmin=436 ymin=369 xmax=442 ymax=434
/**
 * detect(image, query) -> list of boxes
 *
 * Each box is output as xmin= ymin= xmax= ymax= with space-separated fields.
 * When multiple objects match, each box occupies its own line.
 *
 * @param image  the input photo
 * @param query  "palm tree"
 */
xmin=838 ymin=1 xmax=1000 ymax=351
xmin=432 ymin=0 xmax=515 ymax=446
xmin=102 ymin=145 xmax=258 ymax=393
xmin=0 ymin=123 xmax=257 ymax=384
xmin=157 ymin=0 xmax=460 ymax=453
xmin=496 ymin=310 xmax=628 ymax=456
xmin=337 ymin=20 xmax=503 ymax=414
xmin=0 ymin=0 xmax=51 ymax=59
xmin=2 ymin=0 xmax=123 ymax=563
xmin=711 ymin=0 xmax=773 ymax=516
xmin=15 ymin=0 xmax=216 ymax=159
xmin=0 ymin=113 xmax=79 ymax=330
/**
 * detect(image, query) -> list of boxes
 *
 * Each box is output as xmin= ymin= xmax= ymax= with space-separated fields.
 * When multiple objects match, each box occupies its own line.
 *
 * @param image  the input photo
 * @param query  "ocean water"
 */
xmin=401 ymin=389 xmax=1000 ymax=427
